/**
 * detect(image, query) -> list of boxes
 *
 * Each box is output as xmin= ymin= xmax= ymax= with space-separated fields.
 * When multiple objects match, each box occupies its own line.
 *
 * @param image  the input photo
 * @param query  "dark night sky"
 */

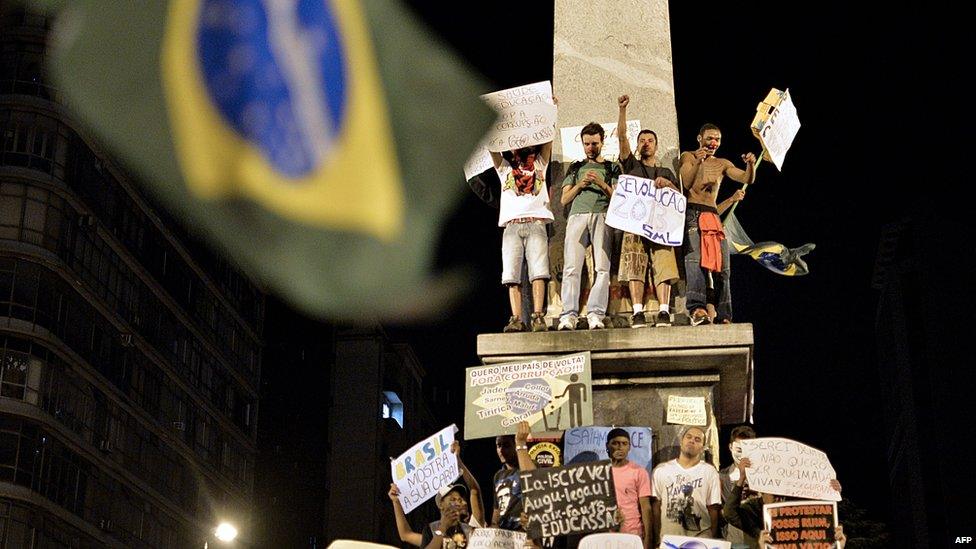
xmin=376 ymin=0 xmax=956 ymax=534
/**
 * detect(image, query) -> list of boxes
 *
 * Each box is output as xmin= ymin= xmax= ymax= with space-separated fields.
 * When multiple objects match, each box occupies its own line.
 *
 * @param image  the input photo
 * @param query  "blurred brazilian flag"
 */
xmin=35 ymin=0 xmax=493 ymax=319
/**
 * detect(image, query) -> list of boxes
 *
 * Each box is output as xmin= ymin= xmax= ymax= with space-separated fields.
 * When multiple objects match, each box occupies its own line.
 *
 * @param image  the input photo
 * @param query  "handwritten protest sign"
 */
xmin=763 ymin=501 xmax=838 ymax=549
xmin=327 ymin=541 xmax=398 ymax=549
xmin=481 ymin=81 xmax=556 ymax=152
xmin=390 ymin=425 xmax=458 ymax=513
xmin=465 ymin=352 xmax=592 ymax=439
xmin=578 ymin=533 xmax=643 ymax=549
xmin=740 ymin=438 xmax=840 ymax=501
xmin=521 ymin=460 xmax=617 ymax=539
xmin=559 ymin=120 xmax=641 ymax=161
xmin=606 ymin=174 xmax=686 ymax=246
xmin=468 ymin=528 xmax=527 ymax=549
xmin=464 ymin=137 xmax=493 ymax=181
xmin=660 ymin=535 xmax=731 ymax=549
xmin=750 ymin=88 xmax=800 ymax=170
xmin=563 ymin=426 xmax=653 ymax=476
xmin=665 ymin=395 xmax=707 ymax=426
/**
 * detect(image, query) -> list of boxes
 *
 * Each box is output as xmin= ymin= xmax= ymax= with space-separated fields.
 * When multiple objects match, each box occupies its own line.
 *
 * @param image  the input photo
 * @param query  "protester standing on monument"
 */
xmin=615 ymin=95 xmax=681 ymax=328
xmin=678 ymin=124 xmax=756 ymax=325
xmin=492 ymin=421 xmax=536 ymax=530
xmin=558 ymin=123 xmax=620 ymax=330
xmin=651 ymin=426 xmax=722 ymax=544
xmin=491 ymin=136 xmax=555 ymax=333
xmin=605 ymin=428 xmax=653 ymax=549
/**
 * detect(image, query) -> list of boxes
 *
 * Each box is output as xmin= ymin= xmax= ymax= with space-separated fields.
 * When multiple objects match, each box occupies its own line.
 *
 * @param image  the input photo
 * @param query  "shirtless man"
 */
xmin=678 ymin=124 xmax=756 ymax=325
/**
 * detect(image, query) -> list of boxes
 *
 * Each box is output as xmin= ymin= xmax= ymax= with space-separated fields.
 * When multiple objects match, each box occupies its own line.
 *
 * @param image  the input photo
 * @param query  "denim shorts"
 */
xmin=501 ymin=220 xmax=550 ymax=284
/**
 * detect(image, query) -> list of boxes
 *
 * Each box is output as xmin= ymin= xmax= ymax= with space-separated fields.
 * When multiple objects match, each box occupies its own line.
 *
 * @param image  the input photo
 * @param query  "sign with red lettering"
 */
xmin=762 ymin=501 xmax=838 ymax=548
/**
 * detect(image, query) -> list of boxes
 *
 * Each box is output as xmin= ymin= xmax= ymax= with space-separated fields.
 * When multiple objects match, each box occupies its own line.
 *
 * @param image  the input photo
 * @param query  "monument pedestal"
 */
xmin=477 ymin=324 xmax=754 ymax=463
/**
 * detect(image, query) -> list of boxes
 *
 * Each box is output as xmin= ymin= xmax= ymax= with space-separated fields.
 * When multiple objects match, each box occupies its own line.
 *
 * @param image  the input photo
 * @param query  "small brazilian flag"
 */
xmin=723 ymin=212 xmax=815 ymax=276
xmin=37 ymin=0 xmax=493 ymax=319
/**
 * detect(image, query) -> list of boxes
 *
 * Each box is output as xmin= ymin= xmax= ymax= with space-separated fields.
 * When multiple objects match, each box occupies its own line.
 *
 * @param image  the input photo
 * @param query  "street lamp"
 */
xmin=215 ymin=522 xmax=239 ymax=542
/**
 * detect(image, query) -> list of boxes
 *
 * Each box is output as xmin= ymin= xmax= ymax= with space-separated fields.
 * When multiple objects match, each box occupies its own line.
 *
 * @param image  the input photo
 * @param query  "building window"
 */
xmin=380 ymin=391 xmax=403 ymax=428
xmin=0 ymin=343 xmax=42 ymax=404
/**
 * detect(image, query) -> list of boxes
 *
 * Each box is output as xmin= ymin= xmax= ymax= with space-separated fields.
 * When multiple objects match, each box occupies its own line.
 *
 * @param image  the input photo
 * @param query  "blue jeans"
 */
xmin=683 ymin=206 xmax=732 ymax=320
xmin=560 ymin=213 xmax=611 ymax=319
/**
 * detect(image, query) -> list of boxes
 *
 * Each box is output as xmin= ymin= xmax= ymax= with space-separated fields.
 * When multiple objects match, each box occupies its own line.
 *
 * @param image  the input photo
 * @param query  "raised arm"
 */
xmin=724 ymin=152 xmax=757 ymax=185
xmin=388 ymin=483 xmax=422 ymax=547
xmin=452 ymin=441 xmax=485 ymax=526
xmin=617 ymin=95 xmax=631 ymax=162
xmin=515 ymin=421 xmax=536 ymax=471
xmin=490 ymin=150 xmax=506 ymax=171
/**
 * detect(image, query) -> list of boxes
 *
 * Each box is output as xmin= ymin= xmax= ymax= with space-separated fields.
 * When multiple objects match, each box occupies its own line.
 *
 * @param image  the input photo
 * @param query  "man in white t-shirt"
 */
xmin=651 ymin=426 xmax=722 ymax=545
xmin=490 ymin=140 xmax=555 ymax=333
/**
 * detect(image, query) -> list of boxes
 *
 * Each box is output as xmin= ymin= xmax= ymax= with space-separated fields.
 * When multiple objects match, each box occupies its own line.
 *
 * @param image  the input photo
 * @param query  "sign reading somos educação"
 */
xmin=467 ymin=528 xmax=527 ymax=549
xmin=740 ymin=437 xmax=840 ymax=501
xmin=521 ymin=460 xmax=618 ymax=539
xmin=763 ymin=500 xmax=838 ymax=548
xmin=390 ymin=425 xmax=458 ymax=513
xmin=606 ymin=174 xmax=686 ymax=247
xmin=464 ymin=352 xmax=592 ymax=439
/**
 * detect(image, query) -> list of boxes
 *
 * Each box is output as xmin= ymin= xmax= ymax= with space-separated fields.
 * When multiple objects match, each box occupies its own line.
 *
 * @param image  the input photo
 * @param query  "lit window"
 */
xmin=380 ymin=391 xmax=403 ymax=428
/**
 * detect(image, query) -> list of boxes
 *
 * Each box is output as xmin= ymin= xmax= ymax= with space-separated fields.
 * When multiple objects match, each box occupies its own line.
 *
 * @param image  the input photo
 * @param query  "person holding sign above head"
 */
xmin=558 ymin=122 xmax=621 ymax=331
xmin=651 ymin=426 xmax=722 ymax=546
xmin=423 ymin=483 xmax=476 ymax=549
xmin=678 ymin=125 xmax=757 ymax=326
xmin=606 ymin=428 xmax=653 ymax=549
xmin=492 ymin=421 xmax=537 ymax=531
xmin=723 ymin=454 xmax=842 ymax=548
xmin=615 ymin=95 xmax=681 ymax=328
xmin=490 ymin=99 xmax=557 ymax=334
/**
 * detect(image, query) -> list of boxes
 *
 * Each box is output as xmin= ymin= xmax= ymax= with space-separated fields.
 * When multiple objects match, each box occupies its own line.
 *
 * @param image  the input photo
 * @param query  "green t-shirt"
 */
xmin=562 ymin=161 xmax=618 ymax=215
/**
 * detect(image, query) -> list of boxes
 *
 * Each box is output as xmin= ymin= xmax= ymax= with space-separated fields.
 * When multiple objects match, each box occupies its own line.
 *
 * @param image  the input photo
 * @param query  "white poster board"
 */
xmin=606 ymin=174 xmax=686 ymax=246
xmin=481 ymin=81 xmax=557 ymax=152
xmin=753 ymin=88 xmax=800 ymax=170
xmin=390 ymin=425 xmax=459 ymax=513
xmin=665 ymin=395 xmax=707 ymax=426
xmin=660 ymin=535 xmax=731 ymax=549
xmin=468 ymin=528 xmax=527 ymax=549
xmin=464 ymin=137 xmax=493 ymax=181
xmin=739 ymin=437 xmax=841 ymax=501
xmin=560 ymin=120 xmax=641 ymax=161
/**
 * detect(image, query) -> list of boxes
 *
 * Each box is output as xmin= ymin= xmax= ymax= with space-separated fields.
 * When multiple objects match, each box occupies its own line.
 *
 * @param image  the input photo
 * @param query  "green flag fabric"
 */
xmin=39 ymin=0 xmax=493 ymax=319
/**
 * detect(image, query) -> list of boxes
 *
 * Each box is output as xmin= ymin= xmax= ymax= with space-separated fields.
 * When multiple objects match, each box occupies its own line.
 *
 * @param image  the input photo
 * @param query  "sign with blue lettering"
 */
xmin=563 ymin=426 xmax=654 ymax=477
xmin=391 ymin=424 xmax=459 ymax=513
xmin=606 ymin=174 xmax=686 ymax=246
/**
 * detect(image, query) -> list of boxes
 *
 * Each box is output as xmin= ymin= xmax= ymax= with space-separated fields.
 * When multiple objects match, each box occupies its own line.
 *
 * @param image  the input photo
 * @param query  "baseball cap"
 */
xmin=434 ymin=483 xmax=468 ymax=507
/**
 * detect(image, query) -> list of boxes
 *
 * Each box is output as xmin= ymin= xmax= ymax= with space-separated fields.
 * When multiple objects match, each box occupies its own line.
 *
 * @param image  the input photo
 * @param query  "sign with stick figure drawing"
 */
xmin=464 ymin=352 xmax=593 ymax=439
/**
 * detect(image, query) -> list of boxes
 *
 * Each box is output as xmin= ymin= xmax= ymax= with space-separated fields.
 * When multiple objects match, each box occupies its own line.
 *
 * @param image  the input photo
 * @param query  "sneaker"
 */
xmin=557 ymin=315 xmax=577 ymax=331
xmin=654 ymin=311 xmax=672 ymax=327
xmin=689 ymin=309 xmax=711 ymax=326
xmin=530 ymin=313 xmax=547 ymax=332
xmin=631 ymin=311 xmax=646 ymax=328
xmin=587 ymin=314 xmax=605 ymax=330
xmin=503 ymin=315 xmax=526 ymax=333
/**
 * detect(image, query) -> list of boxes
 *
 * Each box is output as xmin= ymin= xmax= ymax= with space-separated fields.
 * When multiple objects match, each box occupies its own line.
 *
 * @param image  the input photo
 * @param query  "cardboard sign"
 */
xmin=464 ymin=352 xmax=593 ymax=439
xmin=739 ymin=438 xmax=840 ymax=501
xmin=665 ymin=395 xmax=707 ymax=426
xmin=559 ymin=120 xmax=641 ymax=161
xmin=750 ymin=88 xmax=800 ymax=171
xmin=468 ymin=528 xmax=527 ymax=549
xmin=606 ymin=174 xmax=686 ymax=247
xmin=482 ymin=81 xmax=557 ymax=152
xmin=390 ymin=425 xmax=458 ymax=513
xmin=563 ymin=426 xmax=653 ymax=476
xmin=660 ymin=535 xmax=732 ymax=549
xmin=578 ymin=533 xmax=643 ymax=549
xmin=464 ymin=137 xmax=493 ymax=181
xmin=763 ymin=501 xmax=838 ymax=548
xmin=521 ymin=460 xmax=618 ymax=539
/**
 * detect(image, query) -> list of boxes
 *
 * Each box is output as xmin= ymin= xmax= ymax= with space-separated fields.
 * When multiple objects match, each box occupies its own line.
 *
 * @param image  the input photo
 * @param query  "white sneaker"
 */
xmin=587 ymin=314 xmax=605 ymax=330
xmin=557 ymin=315 xmax=578 ymax=331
